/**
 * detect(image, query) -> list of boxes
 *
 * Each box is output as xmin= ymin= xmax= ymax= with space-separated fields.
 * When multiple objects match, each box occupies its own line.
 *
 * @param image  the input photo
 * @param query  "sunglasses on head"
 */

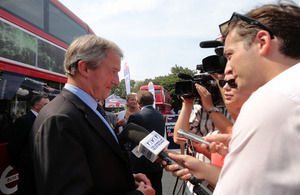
xmin=219 ymin=12 xmax=274 ymax=39
xmin=219 ymin=79 xmax=238 ymax=88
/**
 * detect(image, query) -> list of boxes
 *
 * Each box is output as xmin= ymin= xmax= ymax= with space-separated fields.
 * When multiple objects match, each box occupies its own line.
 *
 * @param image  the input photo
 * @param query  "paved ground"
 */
xmin=160 ymin=148 xmax=186 ymax=195
xmin=162 ymin=168 xmax=184 ymax=195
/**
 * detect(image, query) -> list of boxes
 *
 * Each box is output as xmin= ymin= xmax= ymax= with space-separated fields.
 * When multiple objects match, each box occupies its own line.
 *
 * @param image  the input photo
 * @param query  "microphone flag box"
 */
xmin=138 ymin=131 xmax=169 ymax=162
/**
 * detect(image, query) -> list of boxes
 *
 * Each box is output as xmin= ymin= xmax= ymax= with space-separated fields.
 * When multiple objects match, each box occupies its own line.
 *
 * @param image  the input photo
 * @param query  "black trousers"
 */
xmin=145 ymin=171 xmax=163 ymax=195
xmin=16 ymin=169 xmax=36 ymax=195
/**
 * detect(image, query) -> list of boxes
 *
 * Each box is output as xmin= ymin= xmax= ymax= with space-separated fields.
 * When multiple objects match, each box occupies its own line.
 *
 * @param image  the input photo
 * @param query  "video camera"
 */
xmin=175 ymin=40 xmax=227 ymax=104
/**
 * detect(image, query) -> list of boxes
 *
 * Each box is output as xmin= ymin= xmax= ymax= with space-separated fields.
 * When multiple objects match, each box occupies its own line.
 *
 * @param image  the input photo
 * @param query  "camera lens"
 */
xmin=181 ymin=84 xmax=192 ymax=94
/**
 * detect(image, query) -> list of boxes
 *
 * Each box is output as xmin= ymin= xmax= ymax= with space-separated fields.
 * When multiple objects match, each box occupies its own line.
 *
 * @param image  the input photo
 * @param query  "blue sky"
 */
xmin=59 ymin=0 xmax=300 ymax=81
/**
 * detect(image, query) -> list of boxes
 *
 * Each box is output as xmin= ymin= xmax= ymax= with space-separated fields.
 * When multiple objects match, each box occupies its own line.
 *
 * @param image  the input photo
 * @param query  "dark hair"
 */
xmin=137 ymin=90 xmax=154 ymax=107
xmin=223 ymin=2 xmax=300 ymax=58
xmin=30 ymin=95 xmax=48 ymax=108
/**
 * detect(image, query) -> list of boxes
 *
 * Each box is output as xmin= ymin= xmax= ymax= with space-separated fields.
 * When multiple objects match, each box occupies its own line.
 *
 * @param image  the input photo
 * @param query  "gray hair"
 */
xmin=64 ymin=35 xmax=123 ymax=76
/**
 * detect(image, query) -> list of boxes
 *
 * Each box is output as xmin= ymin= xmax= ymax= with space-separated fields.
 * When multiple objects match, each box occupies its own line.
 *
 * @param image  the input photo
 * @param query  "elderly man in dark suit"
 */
xmin=7 ymin=95 xmax=49 ymax=195
xmin=31 ymin=35 xmax=154 ymax=195
xmin=127 ymin=90 xmax=165 ymax=195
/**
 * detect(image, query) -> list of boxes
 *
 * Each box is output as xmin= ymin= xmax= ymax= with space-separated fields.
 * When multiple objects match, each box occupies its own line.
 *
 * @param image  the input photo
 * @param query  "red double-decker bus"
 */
xmin=0 ymin=0 xmax=95 ymax=121
xmin=0 ymin=1 xmax=94 ymax=194
xmin=139 ymin=85 xmax=172 ymax=117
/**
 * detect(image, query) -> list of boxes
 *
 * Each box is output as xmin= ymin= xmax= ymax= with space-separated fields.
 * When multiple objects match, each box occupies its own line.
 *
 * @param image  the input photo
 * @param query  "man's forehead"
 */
xmin=224 ymin=30 xmax=240 ymax=51
xmin=224 ymin=29 xmax=235 ymax=44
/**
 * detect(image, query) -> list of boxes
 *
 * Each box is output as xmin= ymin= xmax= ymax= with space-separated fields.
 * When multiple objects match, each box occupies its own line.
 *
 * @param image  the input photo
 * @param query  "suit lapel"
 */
xmin=60 ymin=89 xmax=130 ymax=164
xmin=28 ymin=111 xmax=36 ymax=121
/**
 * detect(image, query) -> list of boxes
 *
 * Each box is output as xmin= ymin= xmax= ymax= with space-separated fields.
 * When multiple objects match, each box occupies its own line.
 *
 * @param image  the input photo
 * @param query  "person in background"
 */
xmin=208 ymin=74 xmax=250 ymax=166
xmin=31 ymin=35 xmax=154 ymax=195
xmin=126 ymin=90 xmax=165 ymax=195
xmin=175 ymin=73 xmax=250 ymax=164
xmin=7 ymin=95 xmax=49 ymax=195
xmin=0 ymin=100 xmax=13 ymax=143
xmin=171 ymin=73 xmax=232 ymax=192
xmin=170 ymin=73 xmax=250 ymax=187
xmin=170 ymin=108 xmax=175 ymax=115
xmin=115 ymin=93 xmax=140 ymax=134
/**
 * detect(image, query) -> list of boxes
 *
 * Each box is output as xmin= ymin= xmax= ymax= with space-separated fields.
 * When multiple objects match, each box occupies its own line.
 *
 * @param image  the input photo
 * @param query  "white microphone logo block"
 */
xmin=138 ymin=131 xmax=169 ymax=162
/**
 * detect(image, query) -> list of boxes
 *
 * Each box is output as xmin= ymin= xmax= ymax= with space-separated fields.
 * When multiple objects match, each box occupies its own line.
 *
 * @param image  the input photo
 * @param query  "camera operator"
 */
xmin=173 ymin=73 xmax=230 ymax=193
xmin=167 ymin=2 xmax=300 ymax=194
xmin=172 ymin=32 xmax=252 ymax=193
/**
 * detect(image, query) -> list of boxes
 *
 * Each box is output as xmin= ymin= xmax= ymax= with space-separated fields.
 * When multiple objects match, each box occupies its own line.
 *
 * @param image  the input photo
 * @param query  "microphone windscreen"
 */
xmin=122 ymin=123 xmax=150 ymax=144
xmin=199 ymin=40 xmax=223 ymax=48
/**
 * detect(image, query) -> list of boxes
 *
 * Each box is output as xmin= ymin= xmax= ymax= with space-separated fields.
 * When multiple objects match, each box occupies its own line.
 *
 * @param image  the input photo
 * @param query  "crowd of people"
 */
xmin=1 ymin=1 xmax=299 ymax=195
xmin=164 ymin=2 xmax=300 ymax=195
xmin=125 ymin=90 xmax=165 ymax=195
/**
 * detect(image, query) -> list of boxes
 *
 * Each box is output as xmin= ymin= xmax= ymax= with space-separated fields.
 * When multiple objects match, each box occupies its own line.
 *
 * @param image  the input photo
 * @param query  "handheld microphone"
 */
xmin=199 ymin=40 xmax=223 ymax=48
xmin=177 ymin=73 xmax=194 ymax=80
xmin=121 ymin=123 xmax=213 ymax=195
xmin=177 ymin=129 xmax=211 ymax=146
xmin=122 ymin=123 xmax=188 ymax=167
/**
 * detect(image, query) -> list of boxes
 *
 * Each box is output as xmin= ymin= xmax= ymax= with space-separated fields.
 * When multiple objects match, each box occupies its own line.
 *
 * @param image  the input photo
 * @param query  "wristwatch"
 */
xmin=207 ymin=107 xmax=220 ymax=115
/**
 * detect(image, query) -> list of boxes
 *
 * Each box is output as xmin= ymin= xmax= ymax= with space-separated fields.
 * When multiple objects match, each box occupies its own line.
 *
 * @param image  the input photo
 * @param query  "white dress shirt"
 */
xmin=214 ymin=63 xmax=300 ymax=195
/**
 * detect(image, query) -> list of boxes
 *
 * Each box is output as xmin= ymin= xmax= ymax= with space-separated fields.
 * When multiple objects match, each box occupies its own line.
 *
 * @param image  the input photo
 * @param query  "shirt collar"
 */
xmin=64 ymin=83 xmax=98 ymax=111
xmin=141 ymin=105 xmax=153 ymax=111
xmin=31 ymin=110 xmax=38 ymax=117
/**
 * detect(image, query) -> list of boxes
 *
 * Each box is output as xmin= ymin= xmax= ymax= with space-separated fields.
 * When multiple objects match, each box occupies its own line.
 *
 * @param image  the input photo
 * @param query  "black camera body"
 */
xmin=175 ymin=72 xmax=221 ymax=104
xmin=201 ymin=55 xmax=227 ymax=73
xmin=175 ymin=40 xmax=225 ymax=104
xmin=199 ymin=40 xmax=227 ymax=74
xmin=175 ymin=80 xmax=197 ymax=98
xmin=175 ymin=73 xmax=213 ymax=98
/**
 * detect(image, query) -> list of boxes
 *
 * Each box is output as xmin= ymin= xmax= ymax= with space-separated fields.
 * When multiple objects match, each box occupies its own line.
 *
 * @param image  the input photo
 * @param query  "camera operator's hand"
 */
xmin=181 ymin=96 xmax=194 ymax=107
xmin=195 ymin=83 xmax=215 ymax=112
xmin=173 ymin=96 xmax=194 ymax=145
xmin=210 ymin=73 xmax=225 ymax=82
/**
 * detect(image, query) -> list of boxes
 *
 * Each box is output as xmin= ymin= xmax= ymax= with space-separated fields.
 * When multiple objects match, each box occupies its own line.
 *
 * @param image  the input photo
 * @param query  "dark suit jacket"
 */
xmin=31 ymin=89 xmax=142 ymax=195
xmin=7 ymin=111 xmax=36 ymax=194
xmin=8 ymin=111 xmax=36 ymax=171
xmin=127 ymin=106 xmax=165 ymax=174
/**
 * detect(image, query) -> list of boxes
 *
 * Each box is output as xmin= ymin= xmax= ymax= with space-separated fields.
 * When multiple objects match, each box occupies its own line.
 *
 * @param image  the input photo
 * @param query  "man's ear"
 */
xmin=77 ymin=60 xmax=89 ymax=78
xmin=33 ymin=102 xmax=39 ymax=109
xmin=256 ymin=30 xmax=272 ymax=56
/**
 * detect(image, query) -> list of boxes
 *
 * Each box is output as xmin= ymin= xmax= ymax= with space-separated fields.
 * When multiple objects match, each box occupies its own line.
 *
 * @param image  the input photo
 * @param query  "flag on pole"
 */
xmin=148 ymin=81 xmax=156 ymax=108
xmin=124 ymin=62 xmax=131 ymax=95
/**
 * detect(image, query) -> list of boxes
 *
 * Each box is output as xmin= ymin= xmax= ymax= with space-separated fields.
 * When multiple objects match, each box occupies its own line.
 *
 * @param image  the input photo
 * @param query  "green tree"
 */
xmin=152 ymin=65 xmax=196 ymax=113
xmin=170 ymin=64 xmax=196 ymax=75
xmin=110 ymin=79 xmax=137 ymax=99
xmin=132 ymin=79 xmax=152 ymax=92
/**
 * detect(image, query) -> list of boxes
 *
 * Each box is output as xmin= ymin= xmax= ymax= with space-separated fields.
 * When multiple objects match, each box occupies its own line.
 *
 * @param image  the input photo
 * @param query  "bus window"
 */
xmin=1 ymin=0 xmax=44 ymax=29
xmin=155 ymin=89 xmax=161 ymax=94
xmin=0 ymin=20 xmax=66 ymax=74
xmin=49 ymin=3 xmax=90 ymax=44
